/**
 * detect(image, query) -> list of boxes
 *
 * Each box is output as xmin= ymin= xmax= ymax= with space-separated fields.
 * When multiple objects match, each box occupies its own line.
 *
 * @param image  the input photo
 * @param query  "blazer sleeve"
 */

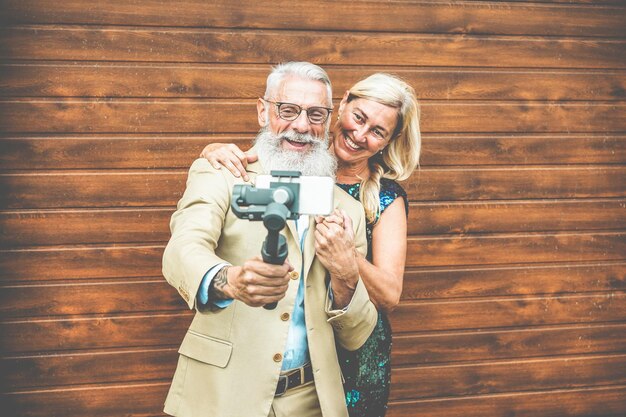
xmin=162 ymin=158 xmax=232 ymax=310
xmin=325 ymin=197 xmax=378 ymax=351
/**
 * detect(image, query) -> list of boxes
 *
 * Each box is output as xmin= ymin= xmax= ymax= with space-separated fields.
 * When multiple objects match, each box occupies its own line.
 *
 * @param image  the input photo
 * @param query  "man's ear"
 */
xmin=257 ymin=98 xmax=268 ymax=127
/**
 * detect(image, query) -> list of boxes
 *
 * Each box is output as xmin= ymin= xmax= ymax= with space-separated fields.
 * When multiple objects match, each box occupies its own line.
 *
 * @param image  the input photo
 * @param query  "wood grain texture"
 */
xmin=1 ymin=166 xmax=624 ymax=209
xmin=2 ymin=63 xmax=625 ymax=101
xmin=390 ymin=354 xmax=626 ymax=400
xmin=0 ymin=208 xmax=172 ymax=247
xmin=1 ymin=134 xmax=624 ymax=170
xmin=2 ymin=0 xmax=625 ymax=37
xmin=0 ymin=278 xmax=184 ymax=318
xmin=2 ymin=99 xmax=623 ymax=134
xmin=0 ymin=135 xmax=251 ymax=170
xmin=1 ymin=292 xmax=622 ymax=353
xmin=4 ymin=323 xmax=624 ymax=391
xmin=0 ymin=245 xmax=164 ymax=282
xmin=403 ymin=166 xmax=626 ymax=201
xmin=4 ymin=384 xmax=626 ymax=417
xmin=1 ymin=27 xmax=625 ymax=69
xmin=405 ymin=231 xmax=626 ymax=267
xmin=386 ymin=385 xmax=626 ymax=417
xmin=3 ymin=261 xmax=624 ymax=318
xmin=0 ymin=312 xmax=192 ymax=354
xmin=1 ymin=1 xmax=624 ymax=416
xmin=401 ymin=262 xmax=626 ymax=300
xmin=1 ymin=382 xmax=171 ymax=417
xmin=393 ymin=323 xmax=626 ymax=366
xmin=407 ymin=199 xmax=626 ymax=235
xmin=1 ymin=199 xmax=623 ymax=247
xmin=389 ymin=292 xmax=626 ymax=333
xmin=3 ymin=323 xmax=626 ymax=390
xmin=1 ymin=347 xmax=178 ymax=390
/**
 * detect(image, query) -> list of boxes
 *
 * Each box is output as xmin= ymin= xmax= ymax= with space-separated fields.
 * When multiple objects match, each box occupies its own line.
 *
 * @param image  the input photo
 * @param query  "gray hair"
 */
xmin=264 ymin=62 xmax=333 ymax=107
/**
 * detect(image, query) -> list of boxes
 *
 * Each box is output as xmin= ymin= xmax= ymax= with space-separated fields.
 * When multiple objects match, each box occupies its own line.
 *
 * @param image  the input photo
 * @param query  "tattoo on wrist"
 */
xmin=209 ymin=266 xmax=230 ymax=300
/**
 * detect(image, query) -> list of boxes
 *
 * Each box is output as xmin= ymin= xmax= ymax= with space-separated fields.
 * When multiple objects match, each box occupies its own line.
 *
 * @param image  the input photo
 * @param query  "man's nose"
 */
xmin=290 ymin=110 xmax=312 ymax=133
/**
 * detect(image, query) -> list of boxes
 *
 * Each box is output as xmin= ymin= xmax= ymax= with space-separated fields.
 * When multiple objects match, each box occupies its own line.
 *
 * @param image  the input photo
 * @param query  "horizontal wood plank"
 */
xmin=390 ymin=292 xmax=626 ymax=333
xmin=1 ymin=27 xmax=625 ymax=69
xmin=0 ymin=234 xmax=623 ymax=282
xmin=0 ymin=312 xmax=192 ymax=354
xmin=4 ymin=323 xmax=626 ymax=389
xmin=390 ymin=354 xmax=626 ymax=400
xmin=1 ymin=261 xmax=624 ymax=317
xmin=2 ymin=99 xmax=623 ymax=134
xmin=2 ymin=293 xmax=623 ymax=353
xmin=5 ymin=323 xmax=625 ymax=390
xmin=422 ymin=134 xmax=626 ymax=166
xmin=3 ymin=384 xmax=625 ymax=417
xmin=1 ymin=1 xmax=625 ymax=37
xmin=2 ymin=63 xmax=625 ymax=101
xmin=0 ymin=208 xmax=172 ymax=247
xmin=1 ymin=347 xmax=178 ymax=390
xmin=403 ymin=166 xmax=626 ymax=202
xmin=1 ymin=167 xmax=624 ymax=209
xmin=1 ymin=199 xmax=624 ymax=247
xmin=406 ymin=231 xmax=626 ymax=267
xmin=393 ymin=323 xmax=626 ymax=366
xmin=0 ymin=278 xmax=185 ymax=318
xmin=401 ymin=262 xmax=626 ymax=300
xmin=1 ymin=134 xmax=624 ymax=171
xmin=407 ymin=199 xmax=626 ymax=235
xmin=0 ymin=245 xmax=164 ymax=282
xmin=0 ymin=135 xmax=247 ymax=170
xmin=386 ymin=385 xmax=626 ymax=417
xmin=1 ymin=381 xmax=170 ymax=417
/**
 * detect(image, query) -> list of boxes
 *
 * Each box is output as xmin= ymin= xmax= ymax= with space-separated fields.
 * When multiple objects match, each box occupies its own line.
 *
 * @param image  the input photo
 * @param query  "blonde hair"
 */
xmin=344 ymin=73 xmax=421 ymax=223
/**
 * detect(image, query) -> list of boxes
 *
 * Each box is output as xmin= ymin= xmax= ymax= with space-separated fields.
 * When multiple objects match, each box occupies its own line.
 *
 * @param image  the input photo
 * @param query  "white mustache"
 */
xmin=281 ymin=131 xmax=315 ymax=144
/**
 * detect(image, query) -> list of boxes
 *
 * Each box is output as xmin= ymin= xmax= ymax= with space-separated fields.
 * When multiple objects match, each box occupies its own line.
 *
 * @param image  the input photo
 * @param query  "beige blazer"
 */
xmin=162 ymin=158 xmax=378 ymax=417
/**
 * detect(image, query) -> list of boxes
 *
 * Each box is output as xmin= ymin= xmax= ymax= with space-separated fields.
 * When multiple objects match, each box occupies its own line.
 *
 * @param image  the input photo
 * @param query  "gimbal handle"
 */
xmin=262 ymin=202 xmax=289 ymax=310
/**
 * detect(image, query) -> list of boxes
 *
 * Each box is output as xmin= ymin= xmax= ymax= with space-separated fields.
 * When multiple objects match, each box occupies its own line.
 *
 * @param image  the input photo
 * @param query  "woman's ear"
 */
xmin=338 ymin=90 xmax=351 ymax=115
xmin=257 ymin=98 xmax=268 ymax=127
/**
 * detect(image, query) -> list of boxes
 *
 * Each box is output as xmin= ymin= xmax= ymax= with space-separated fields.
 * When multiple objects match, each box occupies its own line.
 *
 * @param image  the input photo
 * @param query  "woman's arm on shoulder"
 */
xmin=358 ymin=197 xmax=407 ymax=313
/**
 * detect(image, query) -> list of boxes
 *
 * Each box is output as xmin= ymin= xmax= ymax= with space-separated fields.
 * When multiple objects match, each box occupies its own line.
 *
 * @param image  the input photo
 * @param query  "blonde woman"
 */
xmin=202 ymin=73 xmax=421 ymax=416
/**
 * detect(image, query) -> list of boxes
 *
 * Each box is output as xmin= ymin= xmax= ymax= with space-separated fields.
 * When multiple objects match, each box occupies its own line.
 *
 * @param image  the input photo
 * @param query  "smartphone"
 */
xmin=255 ymin=173 xmax=334 ymax=216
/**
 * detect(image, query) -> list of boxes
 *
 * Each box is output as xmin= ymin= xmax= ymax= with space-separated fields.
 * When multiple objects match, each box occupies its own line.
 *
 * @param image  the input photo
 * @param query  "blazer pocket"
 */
xmin=178 ymin=330 xmax=233 ymax=368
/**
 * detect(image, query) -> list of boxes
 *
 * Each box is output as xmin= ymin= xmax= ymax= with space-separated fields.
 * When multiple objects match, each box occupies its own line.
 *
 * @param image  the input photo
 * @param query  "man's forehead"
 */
xmin=273 ymin=77 xmax=329 ymax=105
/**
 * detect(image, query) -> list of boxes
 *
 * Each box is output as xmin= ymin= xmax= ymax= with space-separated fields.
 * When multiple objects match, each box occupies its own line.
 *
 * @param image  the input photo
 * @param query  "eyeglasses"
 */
xmin=263 ymin=99 xmax=332 ymax=125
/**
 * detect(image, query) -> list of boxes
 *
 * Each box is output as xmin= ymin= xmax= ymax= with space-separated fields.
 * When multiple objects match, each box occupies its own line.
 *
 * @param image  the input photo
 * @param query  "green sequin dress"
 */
xmin=337 ymin=179 xmax=408 ymax=417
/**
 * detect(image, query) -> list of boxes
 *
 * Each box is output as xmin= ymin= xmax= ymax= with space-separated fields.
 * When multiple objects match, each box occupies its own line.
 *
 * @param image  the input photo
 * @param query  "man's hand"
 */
xmin=210 ymin=256 xmax=293 ymax=307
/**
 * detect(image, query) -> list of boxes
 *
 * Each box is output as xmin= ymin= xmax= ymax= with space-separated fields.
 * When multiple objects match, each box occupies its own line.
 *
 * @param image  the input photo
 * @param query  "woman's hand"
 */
xmin=315 ymin=209 xmax=360 ymax=308
xmin=199 ymin=143 xmax=258 ymax=182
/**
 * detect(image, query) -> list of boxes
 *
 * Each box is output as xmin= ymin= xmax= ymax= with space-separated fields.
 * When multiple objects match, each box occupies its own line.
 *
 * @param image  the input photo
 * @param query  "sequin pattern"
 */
xmin=336 ymin=179 xmax=408 ymax=417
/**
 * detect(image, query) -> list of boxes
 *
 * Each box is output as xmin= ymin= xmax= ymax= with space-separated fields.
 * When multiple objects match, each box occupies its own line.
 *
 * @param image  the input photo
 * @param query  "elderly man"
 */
xmin=162 ymin=62 xmax=377 ymax=417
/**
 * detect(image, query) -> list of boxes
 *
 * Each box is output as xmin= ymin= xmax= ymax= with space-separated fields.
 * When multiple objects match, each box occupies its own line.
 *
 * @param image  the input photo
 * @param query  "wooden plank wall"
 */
xmin=1 ymin=1 xmax=625 ymax=416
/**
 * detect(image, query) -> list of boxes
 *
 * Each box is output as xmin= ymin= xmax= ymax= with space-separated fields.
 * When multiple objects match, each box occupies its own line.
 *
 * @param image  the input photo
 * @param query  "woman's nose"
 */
xmin=352 ymin=125 xmax=369 ymax=142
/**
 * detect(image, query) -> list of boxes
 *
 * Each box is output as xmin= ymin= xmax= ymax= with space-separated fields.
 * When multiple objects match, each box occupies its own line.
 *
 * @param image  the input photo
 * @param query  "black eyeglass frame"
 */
xmin=262 ymin=98 xmax=333 ymax=125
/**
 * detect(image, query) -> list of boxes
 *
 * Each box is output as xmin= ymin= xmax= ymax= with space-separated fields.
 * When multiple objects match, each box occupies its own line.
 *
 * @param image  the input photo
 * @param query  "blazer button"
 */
xmin=273 ymin=353 xmax=283 ymax=362
xmin=290 ymin=271 xmax=299 ymax=280
xmin=281 ymin=313 xmax=290 ymax=321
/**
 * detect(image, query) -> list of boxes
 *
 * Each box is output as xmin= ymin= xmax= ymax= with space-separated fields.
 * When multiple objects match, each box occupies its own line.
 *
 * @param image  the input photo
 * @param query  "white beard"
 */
xmin=254 ymin=126 xmax=337 ymax=179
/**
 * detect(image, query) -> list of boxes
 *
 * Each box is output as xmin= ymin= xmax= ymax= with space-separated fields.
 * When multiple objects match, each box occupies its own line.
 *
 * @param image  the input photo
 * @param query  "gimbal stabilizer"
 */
xmin=231 ymin=171 xmax=302 ymax=310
